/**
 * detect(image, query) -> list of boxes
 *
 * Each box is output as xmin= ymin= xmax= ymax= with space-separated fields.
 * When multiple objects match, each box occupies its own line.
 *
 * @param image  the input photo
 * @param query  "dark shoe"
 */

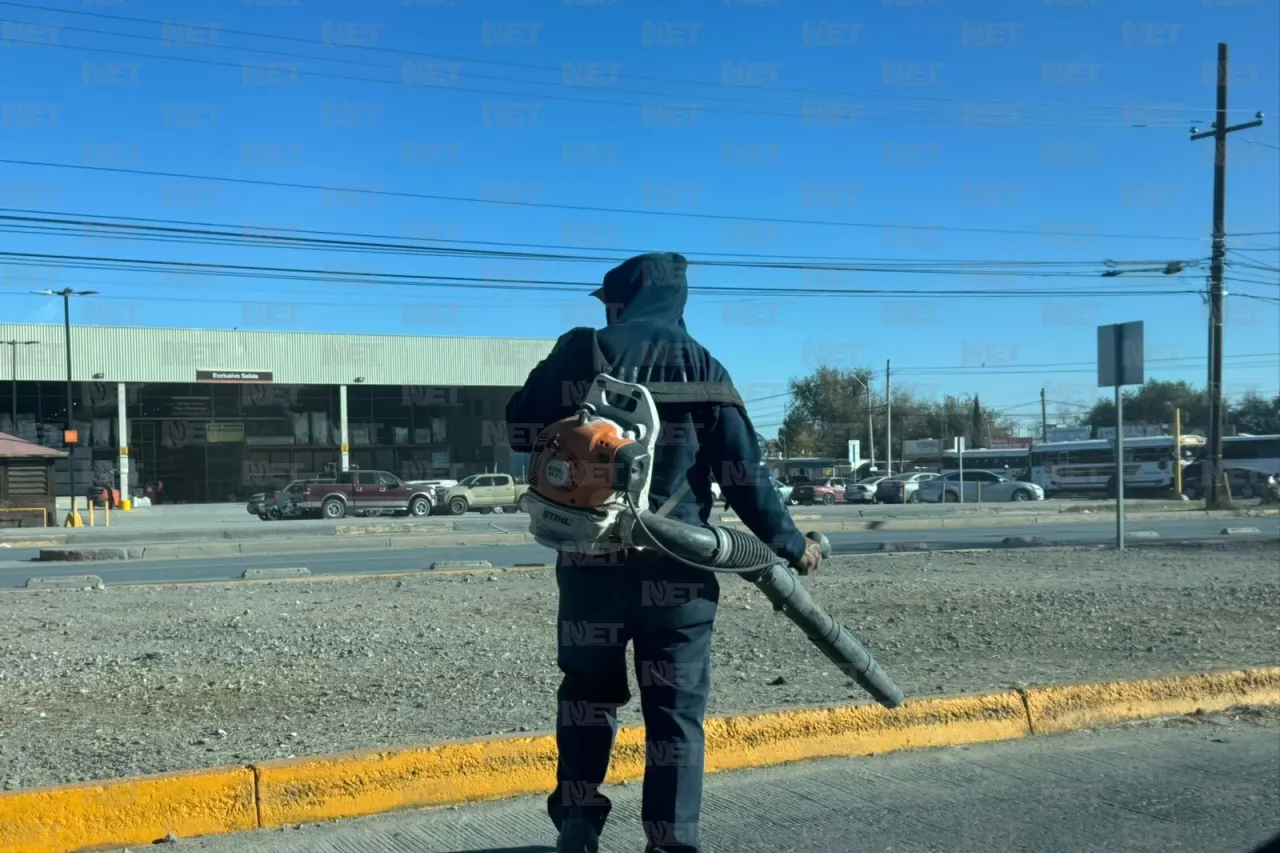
xmin=556 ymin=817 xmax=600 ymax=853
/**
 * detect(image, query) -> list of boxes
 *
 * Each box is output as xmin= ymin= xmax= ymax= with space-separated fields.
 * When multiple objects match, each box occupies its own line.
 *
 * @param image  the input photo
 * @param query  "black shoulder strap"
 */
xmin=591 ymin=331 xmax=745 ymax=409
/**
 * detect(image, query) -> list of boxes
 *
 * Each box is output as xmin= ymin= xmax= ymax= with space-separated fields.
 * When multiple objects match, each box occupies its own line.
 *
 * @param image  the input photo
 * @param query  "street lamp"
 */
xmin=34 ymin=288 xmax=98 ymax=525
xmin=2 ymin=340 xmax=39 ymax=431
xmin=848 ymin=373 xmax=875 ymax=473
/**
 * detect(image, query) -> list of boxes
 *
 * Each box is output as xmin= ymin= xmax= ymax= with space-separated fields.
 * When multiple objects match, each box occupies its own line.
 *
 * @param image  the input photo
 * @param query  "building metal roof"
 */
xmin=0 ymin=324 xmax=556 ymax=387
xmin=0 ymin=431 xmax=68 ymax=459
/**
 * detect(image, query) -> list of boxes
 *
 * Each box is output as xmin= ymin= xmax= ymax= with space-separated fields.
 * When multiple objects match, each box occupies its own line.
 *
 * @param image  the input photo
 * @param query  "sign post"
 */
xmin=1098 ymin=321 xmax=1145 ymax=550
xmin=955 ymin=436 xmax=965 ymax=504
xmin=847 ymin=439 xmax=861 ymax=475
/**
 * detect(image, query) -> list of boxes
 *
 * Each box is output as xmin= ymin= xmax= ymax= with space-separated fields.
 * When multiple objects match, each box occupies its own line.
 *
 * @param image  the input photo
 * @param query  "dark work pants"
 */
xmin=548 ymin=554 xmax=719 ymax=853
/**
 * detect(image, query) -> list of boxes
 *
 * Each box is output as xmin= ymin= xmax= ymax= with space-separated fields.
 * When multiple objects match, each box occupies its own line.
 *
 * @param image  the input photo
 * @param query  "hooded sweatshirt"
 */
xmin=505 ymin=252 xmax=807 ymax=564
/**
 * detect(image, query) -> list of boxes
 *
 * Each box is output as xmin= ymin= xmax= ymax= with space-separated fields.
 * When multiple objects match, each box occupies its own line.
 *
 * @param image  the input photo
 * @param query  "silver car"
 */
xmin=710 ymin=478 xmax=795 ymax=507
xmin=875 ymin=472 xmax=939 ymax=504
xmin=845 ymin=476 xmax=888 ymax=503
xmin=917 ymin=469 xmax=1045 ymax=503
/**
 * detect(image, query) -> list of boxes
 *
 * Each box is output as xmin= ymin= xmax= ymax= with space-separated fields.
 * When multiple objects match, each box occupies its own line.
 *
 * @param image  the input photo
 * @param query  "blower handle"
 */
xmin=624 ymin=512 xmax=905 ymax=709
xmin=809 ymin=531 xmax=833 ymax=559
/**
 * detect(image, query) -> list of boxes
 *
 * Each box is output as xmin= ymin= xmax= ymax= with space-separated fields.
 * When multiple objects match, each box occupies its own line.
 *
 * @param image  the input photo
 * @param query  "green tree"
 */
xmin=1230 ymin=392 xmax=1280 ymax=434
xmin=1081 ymin=380 xmax=1278 ymax=436
xmin=970 ymin=395 xmax=984 ymax=446
xmin=778 ymin=366 xmax=874 ymax=458
xmin=1083 ymin=380 xmax=1208 ymax=431
xmin=772 ymin=366 xmax=1015 ymax=461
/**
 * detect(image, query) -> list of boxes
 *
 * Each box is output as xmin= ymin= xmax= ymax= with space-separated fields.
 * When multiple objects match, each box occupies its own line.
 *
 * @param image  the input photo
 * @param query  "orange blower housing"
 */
xmin=528 ymin=411 xmax=651 ymax=511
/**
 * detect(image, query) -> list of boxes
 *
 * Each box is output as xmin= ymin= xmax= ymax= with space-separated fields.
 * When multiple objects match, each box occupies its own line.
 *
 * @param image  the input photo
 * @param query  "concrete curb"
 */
xmin=1 ymin=667 xmax=1275 ymax=853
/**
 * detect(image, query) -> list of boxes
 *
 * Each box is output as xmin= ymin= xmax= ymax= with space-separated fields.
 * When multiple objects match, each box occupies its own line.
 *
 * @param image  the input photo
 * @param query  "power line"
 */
xmin=1227 ymin=259 xmax=1280 ymax=274
xmin=1 ymin=1 xmax=1238 ymax=123
xmin=0 ymin=251 xmax=1202 ymax=299
xmin=890 ymin=351 xmax=1278 ymax=373
xmin=741 ymin=354 xmax=1279 ymax=403
xmin=1235 ymin=292 xmax=1280 ymax=306
xmin=882 ymin=361 xmax=1280 ymax=377
xmin=0 ymin=159 xmax=1213 ymax=244
xmin=5 ymin=28 xmax=1185 ymax=130
xmin=0 ymin=207 xmax=1151 ymax=269
xmin=0 ymin=212 xmax=1207 ymax=283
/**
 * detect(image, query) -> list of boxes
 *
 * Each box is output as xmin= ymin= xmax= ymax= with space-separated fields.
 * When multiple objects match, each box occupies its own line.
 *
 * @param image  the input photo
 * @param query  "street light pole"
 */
xmin=3 ymin=340 xmax=39 ymax=430
xmin=849 ymin=373 xmax=875 ymax=472
xmin=34 ymin=288 xmax=98 ymax=525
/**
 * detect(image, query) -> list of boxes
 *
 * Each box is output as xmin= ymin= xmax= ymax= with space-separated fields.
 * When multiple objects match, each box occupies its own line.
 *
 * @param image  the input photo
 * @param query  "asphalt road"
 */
xmin=100 ymin=711 xmax=1280 ymax=853
xmin=40 ymin=494 xmax=1220 ymax=535
xmin=2 ymin=515 xmax=1275 ymax=589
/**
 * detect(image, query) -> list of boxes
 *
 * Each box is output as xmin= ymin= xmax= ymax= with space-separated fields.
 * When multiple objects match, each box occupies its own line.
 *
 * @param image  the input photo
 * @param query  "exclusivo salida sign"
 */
xmin=195 ymin=370 xmax=274 ymax=383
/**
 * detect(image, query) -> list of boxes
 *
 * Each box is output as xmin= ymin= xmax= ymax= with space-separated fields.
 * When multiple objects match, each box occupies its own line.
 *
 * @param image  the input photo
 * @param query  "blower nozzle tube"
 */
xmin=627 ymin=512 xmax=905 ymax=709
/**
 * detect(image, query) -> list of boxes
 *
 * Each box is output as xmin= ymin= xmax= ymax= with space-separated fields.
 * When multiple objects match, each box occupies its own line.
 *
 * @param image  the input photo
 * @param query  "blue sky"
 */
xmin=1 ymin=0 xmax=1277 ymax=435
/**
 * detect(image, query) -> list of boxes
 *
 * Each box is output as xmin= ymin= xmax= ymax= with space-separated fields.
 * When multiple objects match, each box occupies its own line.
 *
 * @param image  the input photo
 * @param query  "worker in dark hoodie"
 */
xmin=505 ymin=252 xmax=823 ymax=853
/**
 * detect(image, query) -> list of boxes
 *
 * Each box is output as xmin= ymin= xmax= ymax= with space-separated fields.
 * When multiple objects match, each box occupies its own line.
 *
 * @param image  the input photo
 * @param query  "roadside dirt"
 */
xmin=1 ymin=541 xmax=1276 ymax=790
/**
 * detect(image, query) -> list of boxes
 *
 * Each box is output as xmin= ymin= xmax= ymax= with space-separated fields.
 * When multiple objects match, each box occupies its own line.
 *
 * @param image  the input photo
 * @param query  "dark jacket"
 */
xmin=505 ymin=252 xmax=807 ymax=563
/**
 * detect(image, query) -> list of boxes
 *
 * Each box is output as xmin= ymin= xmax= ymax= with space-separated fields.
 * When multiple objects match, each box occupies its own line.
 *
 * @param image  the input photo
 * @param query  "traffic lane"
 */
xmin=2 ymin=517 xmax=1274 ymax=589
xmin=32 ymin=493 xmax=1210 ymax=533
xmin=105 ymin=709 xmax=1280 ymax=853
xmin=5 ymin=497 xmax=1250 ymax=551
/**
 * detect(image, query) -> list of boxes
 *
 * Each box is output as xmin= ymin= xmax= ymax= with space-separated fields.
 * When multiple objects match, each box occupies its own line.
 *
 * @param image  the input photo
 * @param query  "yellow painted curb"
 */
xmin=2 ymin=667 xmax=1277 ymax=853
xmin=0 ymin=766 xmax=256 ymax=853
xmin=255 ymin=689 xmax=1031 ymax=829
xmin=256 ymin=733 xmax=561 ymax=828
xmin=1024 ymin=667 xmax=1280 ymax=734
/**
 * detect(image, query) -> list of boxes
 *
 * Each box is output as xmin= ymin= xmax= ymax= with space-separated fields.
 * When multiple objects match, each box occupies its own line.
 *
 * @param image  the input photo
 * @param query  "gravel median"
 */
xmin=1 ymin=541 xmax=1277 ymax=791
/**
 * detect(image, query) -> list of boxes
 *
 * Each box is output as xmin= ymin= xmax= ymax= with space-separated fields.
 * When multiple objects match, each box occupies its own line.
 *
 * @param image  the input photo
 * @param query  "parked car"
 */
xmin=246 ymin=489 xmax=274 ymax=518
xmin=248 ymin=477 xmax=329 ymax=520
xmin=703 ymin=478 xmax=791 ymax=508
xmin=440 ymin=473 xmax=529 ymax=515
xmin=791 ymin=477 xmax=848 ymax=505
xmin=297 ymin=470 xmax=436 ymax=519
xmin=875 ymin=472 xmax=939 ymax=504
xmin=410 ymin=478 xmax=458 ymax=491
xmin=1180 ymin=465 xmax=1276 ymax=501
xmin=845 ymin=476 xmax=889 ymax=504
xmin=917 ymin=469 xmax=1044 ymax=503
xmin=772 ymin=478 xmax=794 ymax=505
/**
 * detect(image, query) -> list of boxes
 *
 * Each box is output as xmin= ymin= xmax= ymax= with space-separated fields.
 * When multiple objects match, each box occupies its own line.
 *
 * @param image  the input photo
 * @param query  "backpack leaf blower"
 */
xmin=524 ymin=373 xmax=904 ymax=709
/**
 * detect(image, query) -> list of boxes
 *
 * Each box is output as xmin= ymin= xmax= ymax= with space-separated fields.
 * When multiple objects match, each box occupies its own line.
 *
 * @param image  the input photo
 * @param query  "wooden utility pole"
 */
xmin=1189 ymin=42 xmax=1264 ymax=508
xmin=1040 ymin=387 xmax=1048 ymax=443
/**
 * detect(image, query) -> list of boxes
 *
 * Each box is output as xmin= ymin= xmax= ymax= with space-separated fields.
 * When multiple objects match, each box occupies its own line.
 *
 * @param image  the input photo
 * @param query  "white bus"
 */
xmin=940 ymin=447 xmax=1030 ymax=478
xmin=1028 ymin=435 xmax=1206 ymax=497
xmin=1196 ymin=434 xmax=1280 ymax=476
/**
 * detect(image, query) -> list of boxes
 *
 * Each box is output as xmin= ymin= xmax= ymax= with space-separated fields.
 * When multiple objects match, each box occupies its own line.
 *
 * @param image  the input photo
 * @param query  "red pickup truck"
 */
xmin=297 ymin=470 xmax=436 ymax=520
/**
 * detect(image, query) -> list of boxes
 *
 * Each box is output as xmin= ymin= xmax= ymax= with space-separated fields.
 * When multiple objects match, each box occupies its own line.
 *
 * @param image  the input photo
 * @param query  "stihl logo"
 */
xmin=545 ymin=509 xmax=574 ymax=526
